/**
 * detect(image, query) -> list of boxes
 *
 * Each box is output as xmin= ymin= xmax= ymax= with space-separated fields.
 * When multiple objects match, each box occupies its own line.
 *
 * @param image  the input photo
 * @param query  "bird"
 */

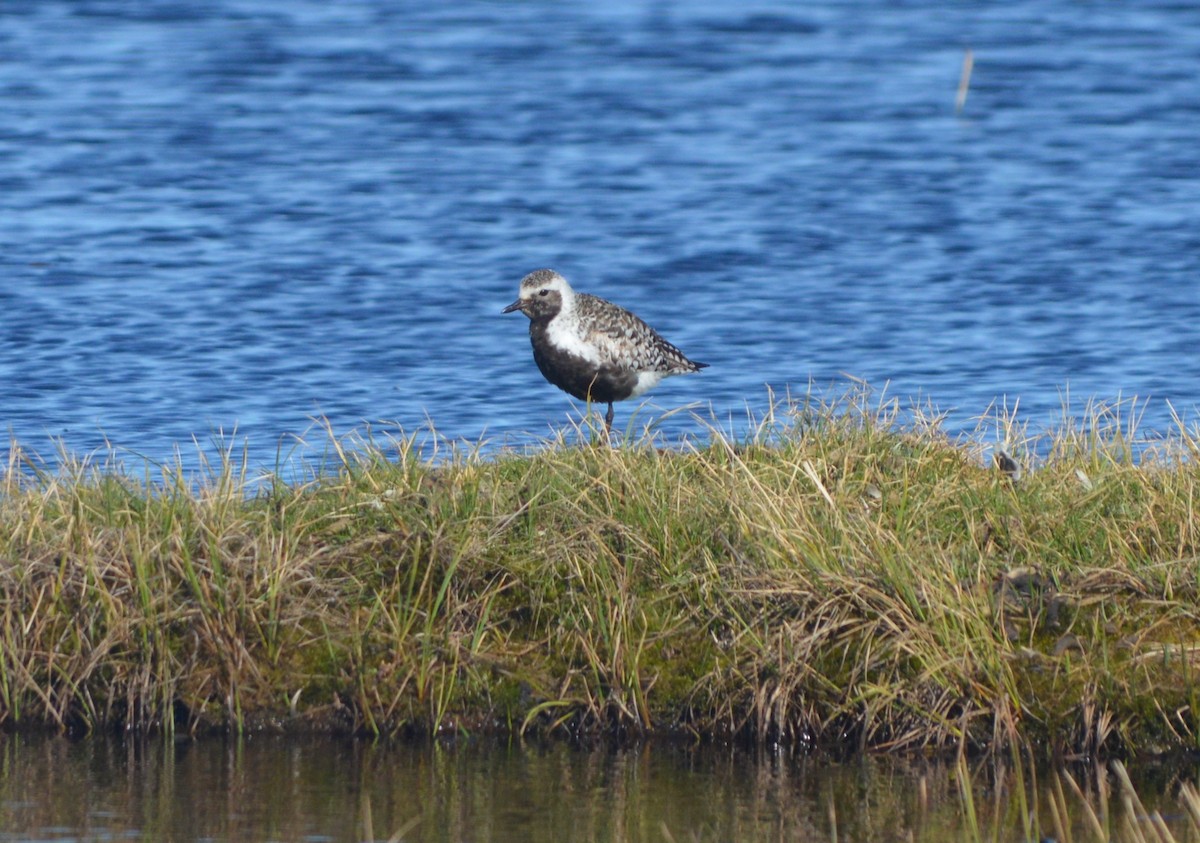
xmin=503 ymin=269 xmax=708 ymax=435
xmin=994 ymin=446 xmax=1022 ymax=484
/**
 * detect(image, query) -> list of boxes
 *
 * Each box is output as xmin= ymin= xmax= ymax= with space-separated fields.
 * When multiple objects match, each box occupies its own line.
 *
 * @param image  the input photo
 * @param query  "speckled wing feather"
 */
xmin=574 ymin=294 xmax=703 ymax=373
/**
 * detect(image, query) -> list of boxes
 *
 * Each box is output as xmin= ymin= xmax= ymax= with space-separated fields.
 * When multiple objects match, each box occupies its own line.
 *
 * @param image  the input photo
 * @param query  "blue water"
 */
xmin=3 ymin=1 xmax=1199 ymax=473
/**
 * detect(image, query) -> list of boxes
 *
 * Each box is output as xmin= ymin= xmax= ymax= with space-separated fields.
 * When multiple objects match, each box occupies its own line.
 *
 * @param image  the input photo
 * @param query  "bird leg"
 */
xmin=604 ymin=402 xmax=615 ymax=437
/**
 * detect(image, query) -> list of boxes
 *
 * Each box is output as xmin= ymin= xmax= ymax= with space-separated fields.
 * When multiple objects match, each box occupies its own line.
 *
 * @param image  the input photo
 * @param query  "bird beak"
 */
xmin=502 ymin=299 xmax=525 ymax=314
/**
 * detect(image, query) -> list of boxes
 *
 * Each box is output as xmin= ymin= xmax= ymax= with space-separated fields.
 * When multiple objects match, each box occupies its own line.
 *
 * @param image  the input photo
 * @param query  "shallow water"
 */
xmin=2 ymin=1 xmax=1200 ymax=473
xmin=0 ymin=734 xmax=1196 ymax=843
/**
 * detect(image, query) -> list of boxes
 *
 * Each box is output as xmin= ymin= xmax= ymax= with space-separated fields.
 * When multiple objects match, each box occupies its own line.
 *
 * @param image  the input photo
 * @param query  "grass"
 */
xmin=1 ymin=386 xmax=1198 ymax=753
xmin=944 ymin=749 xmax=1200 ymax=843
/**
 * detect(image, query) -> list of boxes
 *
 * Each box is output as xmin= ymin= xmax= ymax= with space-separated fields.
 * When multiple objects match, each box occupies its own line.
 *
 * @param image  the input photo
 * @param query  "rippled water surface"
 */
xmin=2 ymin=1 xmax=1199 ymax=470
xmin=0 ymin=735 xmax=1196 ymax=843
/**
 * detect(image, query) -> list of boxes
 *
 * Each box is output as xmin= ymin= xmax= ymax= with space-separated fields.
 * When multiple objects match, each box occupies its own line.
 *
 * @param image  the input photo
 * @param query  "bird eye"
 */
xmin=538 ymin=289 xmax=550 ymax=297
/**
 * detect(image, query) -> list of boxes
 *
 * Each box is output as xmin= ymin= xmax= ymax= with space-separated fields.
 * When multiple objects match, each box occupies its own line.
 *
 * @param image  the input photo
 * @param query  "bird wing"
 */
xmin=576 ymin=296 xmax=689 ymax=372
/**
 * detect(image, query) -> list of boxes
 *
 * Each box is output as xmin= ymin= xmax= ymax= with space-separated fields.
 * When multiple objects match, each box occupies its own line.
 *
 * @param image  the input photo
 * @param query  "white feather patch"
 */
xmin=545 ymin=311 xmax=602 ymax=365
xmin=628 ymin=370 xmax=669 ymax=399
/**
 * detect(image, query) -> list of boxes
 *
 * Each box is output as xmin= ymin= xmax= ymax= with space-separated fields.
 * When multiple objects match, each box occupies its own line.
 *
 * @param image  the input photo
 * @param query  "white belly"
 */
xmin=627 ymin=370 xmax=668 ymax=399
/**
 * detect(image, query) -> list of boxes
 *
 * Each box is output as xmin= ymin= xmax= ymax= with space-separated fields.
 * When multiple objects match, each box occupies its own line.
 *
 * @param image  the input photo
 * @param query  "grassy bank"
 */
xmin=1 ymin=390 xmax=1198 ymax=754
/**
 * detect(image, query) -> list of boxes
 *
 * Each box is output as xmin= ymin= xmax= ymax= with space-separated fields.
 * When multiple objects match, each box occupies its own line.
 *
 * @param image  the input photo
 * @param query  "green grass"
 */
xmin=1 ymin=387 xmax=1198 ymax=753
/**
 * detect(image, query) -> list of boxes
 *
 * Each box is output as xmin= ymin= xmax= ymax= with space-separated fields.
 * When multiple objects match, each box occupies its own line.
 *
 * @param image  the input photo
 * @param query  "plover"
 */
xmin=503 ymin=269 xmax=708 ymax=434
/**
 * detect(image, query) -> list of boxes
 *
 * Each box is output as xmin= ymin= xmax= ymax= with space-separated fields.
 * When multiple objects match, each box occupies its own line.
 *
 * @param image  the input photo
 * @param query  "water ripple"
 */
xmin=1 ymin=0 xmax=1199 ymax=471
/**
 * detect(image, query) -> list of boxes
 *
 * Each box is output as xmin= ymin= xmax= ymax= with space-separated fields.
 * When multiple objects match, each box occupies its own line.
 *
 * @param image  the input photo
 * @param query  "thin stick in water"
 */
xmin=956 ymin=48 xmax=974 ymax=114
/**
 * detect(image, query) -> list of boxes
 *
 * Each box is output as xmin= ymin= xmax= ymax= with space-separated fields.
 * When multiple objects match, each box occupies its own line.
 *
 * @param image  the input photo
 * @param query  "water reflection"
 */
xmin=0 ymin=734 xmax=1196 ymax=842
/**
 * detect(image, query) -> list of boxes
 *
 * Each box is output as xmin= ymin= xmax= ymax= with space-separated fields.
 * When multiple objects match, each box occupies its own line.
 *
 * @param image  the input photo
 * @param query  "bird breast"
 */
xmin=544 ymin=312 xmax=602 ymax=366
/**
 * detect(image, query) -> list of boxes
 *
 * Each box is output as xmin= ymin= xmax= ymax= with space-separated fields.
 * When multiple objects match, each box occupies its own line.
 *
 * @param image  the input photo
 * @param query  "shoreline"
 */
xmin=2 ymin=393 xmax=1198 ymax=756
